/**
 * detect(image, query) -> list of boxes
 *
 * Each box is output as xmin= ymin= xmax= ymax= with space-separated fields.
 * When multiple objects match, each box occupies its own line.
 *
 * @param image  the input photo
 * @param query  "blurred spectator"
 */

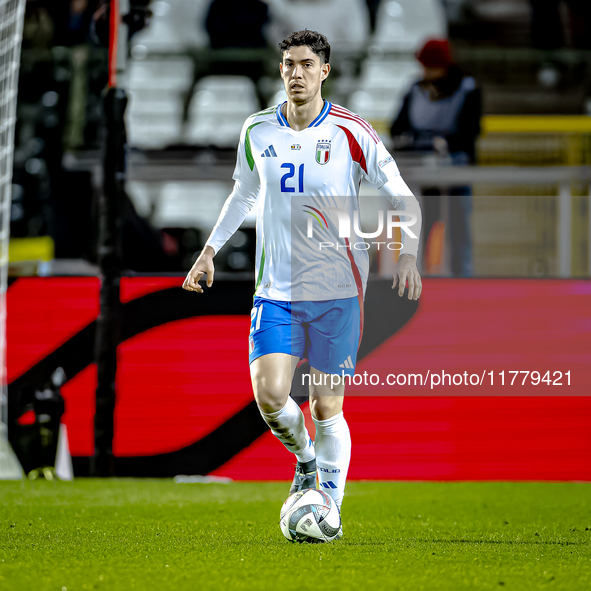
xmin=43 ymin=1 xmax=101 ymax=150
xmin=89 ymin=0 xmax=110 ymax=46
xmin=47 ymin=0 xmax=97 ymax=47
xmin=529 ymin=0 xmax=591 ymax=50
xmin=390 ymin=38 xmax=481 ymax=277
xmin=202 ymin=0 xmax=271 ymax=106
xmin=391 ymin=39 xmax=481 ymax=162
xmin=22 ymin=1 xmax=54 ymax=51
xmin=91 ymin=0 xmax=152 ymax=47
xmin=365 ymin=0 xmax=382 ymax=32
xmin=205 ymin=0 xmax=269 ymax=49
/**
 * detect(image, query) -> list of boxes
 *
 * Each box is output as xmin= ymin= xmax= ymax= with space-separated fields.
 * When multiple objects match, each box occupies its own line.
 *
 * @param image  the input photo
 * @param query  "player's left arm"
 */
xmin=361 ymin=134 xmax=423 ymax=300
xmin=380 ymin=175 xmax=422 ymax=300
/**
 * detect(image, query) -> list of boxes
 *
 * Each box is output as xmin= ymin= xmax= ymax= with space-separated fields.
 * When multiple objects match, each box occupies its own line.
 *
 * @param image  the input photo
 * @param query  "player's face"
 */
xmin=280 ymin=45 xmax=330 ymax=104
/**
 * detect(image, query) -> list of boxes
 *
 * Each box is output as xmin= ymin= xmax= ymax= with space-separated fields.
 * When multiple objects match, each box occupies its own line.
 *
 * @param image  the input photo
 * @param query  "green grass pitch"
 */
xmin=0 ymin=480 xmax=589 ymax=590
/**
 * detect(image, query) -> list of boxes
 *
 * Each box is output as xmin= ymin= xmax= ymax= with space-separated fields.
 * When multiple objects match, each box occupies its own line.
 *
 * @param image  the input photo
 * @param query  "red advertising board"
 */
xmin=7 ymin=277 xmax=591 ymax=480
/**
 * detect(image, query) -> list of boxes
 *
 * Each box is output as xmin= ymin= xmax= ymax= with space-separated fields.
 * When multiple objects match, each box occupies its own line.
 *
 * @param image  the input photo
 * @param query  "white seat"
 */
xmin=265 ymin=80 xmax=287 ymax=109
xmin=349 ymin=87 xmax=407 ymax=128
xmin=371 ymin=0 xmax=447 ymax=53
xmin=126 ymin=114 xmax=183 ymax=149
xmin=127 ymin=181 xmax=247 ymax=230
xmin=127 ymin=93 xmax=181 ymax=116
xmin=130 ymin=0 xmax=209 ymax=54
xmin=360 ymin=58 xmax=421 ymax=89
xmin=189 ymin=76 xmax=259 ymax=112
xmin=126 ymin=58 xmax=192 ymax=148
xmin=169 ymin=0 xmax=210 ymax=49
xmin=185 ymin=113 xmax=249 ymax=147
xmin=267 ymin=89 xmax=287 ymax=109
xmin=125 ymin=181 xmax=156 ymax=218
xmin=267 ymin=0 xmax=370 ymax=55
xmin=127 ymin=58 xmax=193 ymax=92
xmin=186 ymin=76 xmax=259 ymax=146
xmin=350 ymin=56 xmax=420 ymax=135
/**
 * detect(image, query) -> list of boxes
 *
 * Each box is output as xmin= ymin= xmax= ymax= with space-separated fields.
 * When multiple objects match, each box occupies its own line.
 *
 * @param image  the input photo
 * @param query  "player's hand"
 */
xmin=392 ymin=253 xmax=422 ymax=300
xmin=182 ymin=246 xmax=215 ymax=293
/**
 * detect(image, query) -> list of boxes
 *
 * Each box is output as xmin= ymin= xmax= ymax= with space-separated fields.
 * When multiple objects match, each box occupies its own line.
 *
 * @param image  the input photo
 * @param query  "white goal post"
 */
xmin=0 ymin=0 xmax=26 ymax=478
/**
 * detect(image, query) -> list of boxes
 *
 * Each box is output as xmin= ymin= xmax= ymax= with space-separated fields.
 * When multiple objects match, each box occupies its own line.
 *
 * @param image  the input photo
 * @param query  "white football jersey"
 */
xmin=206 ymin=101 xmax=420 ymax=302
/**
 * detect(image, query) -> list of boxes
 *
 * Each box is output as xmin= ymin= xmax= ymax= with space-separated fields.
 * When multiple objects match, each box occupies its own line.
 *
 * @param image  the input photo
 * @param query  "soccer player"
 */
xmin=183 ymin=30 xmax=422 ymax=522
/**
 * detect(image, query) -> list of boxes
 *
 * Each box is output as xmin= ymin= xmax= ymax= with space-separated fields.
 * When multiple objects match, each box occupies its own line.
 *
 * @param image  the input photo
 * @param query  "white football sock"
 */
xmin=259 ymin=397 xmax=315 ymax=463
xmin=313 ymin=411 xmax=351 ymax=508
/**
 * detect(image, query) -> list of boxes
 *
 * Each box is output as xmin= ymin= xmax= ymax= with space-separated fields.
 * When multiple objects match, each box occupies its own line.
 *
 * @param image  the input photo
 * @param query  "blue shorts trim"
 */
xmin=248 ymin=296 xmax=361 ymax=376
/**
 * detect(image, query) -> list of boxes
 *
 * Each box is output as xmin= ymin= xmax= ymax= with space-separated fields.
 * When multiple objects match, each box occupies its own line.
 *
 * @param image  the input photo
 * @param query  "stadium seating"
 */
xmin=356 ymin=0 xmax=446 ymax=132
xmin=349 ymin=58 xmax=421 ymax=137
xmin=267 ymin=0 xmax=371 ymax=56
xmin=370 ymin=0 xmax=447 ymax=53
xmin=130 ymin=0 xmax=209 ymax=53
xmin=126 ymin=57 xmax=193 ymax=149
xmin=265 ymin=80 xmax=287 ymax=109
xmin=186 ymin=76 xmax=260 ymax=147
xmin=127 ymin=180 xmax=248 ymax=231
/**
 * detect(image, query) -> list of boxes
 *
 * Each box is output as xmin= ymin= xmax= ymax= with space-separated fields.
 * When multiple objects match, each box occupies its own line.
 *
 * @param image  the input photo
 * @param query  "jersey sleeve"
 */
xmin=355 ymin=124 xmax=421 ymax=257
xmin=204 ymin=120 xmax=261 ymax=255
xmin=379 ymin=176 xmax=422 ymax=258
xmin=361 ymin=131 xmax=401 ymax=189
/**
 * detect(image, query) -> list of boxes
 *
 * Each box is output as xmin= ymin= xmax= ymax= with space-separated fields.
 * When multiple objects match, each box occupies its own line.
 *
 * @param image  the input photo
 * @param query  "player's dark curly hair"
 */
xmin=278 ymin=30 xmax=331 ymax=64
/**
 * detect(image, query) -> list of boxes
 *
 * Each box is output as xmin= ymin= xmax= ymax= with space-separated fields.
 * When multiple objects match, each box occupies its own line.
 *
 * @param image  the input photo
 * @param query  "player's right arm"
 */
xmin=182 ymin=118 xmax=262 ymax=293
xmin=183 ymin=244 xmax=215 ymax=293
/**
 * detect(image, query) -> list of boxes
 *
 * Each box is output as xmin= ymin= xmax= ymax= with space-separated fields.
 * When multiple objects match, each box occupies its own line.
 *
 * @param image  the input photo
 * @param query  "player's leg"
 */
xmin=251 ymin=352 xmax=298 ymax=414
xmin=252 ymin=352 xmax=313 ymax=462
xmin=309 ymin=374 xmax=350 ymax=510
xmin=249 ymin=298 xmax=315 ymax=490
xmin=304 ymin=296 xmax=362 ymax=510
xmin=251 ymin=354 xmax=316 ymax=490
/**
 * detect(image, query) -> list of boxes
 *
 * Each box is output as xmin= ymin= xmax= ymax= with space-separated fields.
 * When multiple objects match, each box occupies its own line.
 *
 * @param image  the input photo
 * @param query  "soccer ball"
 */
xmin=279 ymin=489 xmax=341 ymax=543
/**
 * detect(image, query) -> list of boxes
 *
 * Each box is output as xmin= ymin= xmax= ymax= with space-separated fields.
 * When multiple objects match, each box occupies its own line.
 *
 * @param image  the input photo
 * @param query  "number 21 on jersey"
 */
xmin=280 ymin=163 xmax=304 ymax=193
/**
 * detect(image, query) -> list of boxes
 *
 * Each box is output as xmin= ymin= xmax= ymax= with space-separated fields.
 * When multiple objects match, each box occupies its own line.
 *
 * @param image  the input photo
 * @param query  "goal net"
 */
xmin=0 ymin=0 xmax=25 ymax=478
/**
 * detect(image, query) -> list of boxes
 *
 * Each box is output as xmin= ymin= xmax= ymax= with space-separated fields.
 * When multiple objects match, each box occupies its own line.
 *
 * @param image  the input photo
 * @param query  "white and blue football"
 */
xmin=279 ymin=489 xmax=341 ymax=543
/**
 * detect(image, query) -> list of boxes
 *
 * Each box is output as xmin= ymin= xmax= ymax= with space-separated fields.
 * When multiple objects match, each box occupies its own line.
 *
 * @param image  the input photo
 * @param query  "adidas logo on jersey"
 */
xmin=339 ymin=355 xmax=354 ymax=369
xmin=261 ymin=145 xmax=277 ymax=157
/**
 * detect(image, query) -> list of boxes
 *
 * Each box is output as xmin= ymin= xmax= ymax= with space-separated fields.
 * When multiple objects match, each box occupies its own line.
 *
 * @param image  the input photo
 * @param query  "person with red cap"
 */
xmin=390 ymin=38 xmax=482 ymax=277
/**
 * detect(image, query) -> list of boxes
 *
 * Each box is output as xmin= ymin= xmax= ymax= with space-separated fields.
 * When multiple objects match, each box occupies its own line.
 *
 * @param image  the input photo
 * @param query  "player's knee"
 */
xmin=253 ymin=375 xmax=289 ymax=413
xmin=309 ymin=395 xmax=343 ymax=421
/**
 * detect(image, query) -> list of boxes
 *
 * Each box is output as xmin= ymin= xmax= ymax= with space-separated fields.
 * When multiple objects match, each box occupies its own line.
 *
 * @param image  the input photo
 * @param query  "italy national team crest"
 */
xmin=316 ymin=141 xmax=331 ymax=165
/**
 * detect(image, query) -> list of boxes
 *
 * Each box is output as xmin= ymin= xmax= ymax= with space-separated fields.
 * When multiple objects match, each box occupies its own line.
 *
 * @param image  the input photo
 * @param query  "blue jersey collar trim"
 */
xmin=276 ymin=100 xmax=332 ymax=129
xmin=276 ymin=102 xmax=289 ymax=127
xmin=310 ymin=101 xmax=332 ymax=127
